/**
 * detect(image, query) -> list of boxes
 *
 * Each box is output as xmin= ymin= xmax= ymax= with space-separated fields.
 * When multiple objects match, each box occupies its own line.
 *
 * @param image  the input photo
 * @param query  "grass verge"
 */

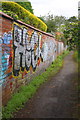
xmin=73 ymin=50 xmax=80 ymax=118
xmin=2 ymin=50 xmax=69 ymax=119
xmin=73 ymin=50 xmax=78 ymax=63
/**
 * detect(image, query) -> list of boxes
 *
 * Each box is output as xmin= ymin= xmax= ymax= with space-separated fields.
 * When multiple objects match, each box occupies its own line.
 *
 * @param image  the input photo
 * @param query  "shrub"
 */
xmin=3 ymin=10 xmax=18 ymax=20
xmin=16 ymin=2 xmax=34 ymax=14
xmin=1 ymin=1 xmax=47 ymax=32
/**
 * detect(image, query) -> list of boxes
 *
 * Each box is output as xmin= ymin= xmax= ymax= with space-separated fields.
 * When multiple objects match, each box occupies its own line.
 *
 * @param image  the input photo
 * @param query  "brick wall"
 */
xmin=0 ymin=12 xmax=65 ymax=105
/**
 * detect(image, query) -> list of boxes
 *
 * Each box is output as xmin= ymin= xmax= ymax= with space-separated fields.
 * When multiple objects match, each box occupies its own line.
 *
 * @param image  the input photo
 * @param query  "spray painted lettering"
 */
xmin=13 ymin=24 xmax=44 ymax=76
xmin=0 ymin=32 xmax=12 ymax=86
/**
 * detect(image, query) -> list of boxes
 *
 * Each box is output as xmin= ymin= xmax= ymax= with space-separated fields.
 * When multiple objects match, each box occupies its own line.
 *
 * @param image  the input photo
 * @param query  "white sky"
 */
xmin=30 ymin=0 xmax=80 ymax=18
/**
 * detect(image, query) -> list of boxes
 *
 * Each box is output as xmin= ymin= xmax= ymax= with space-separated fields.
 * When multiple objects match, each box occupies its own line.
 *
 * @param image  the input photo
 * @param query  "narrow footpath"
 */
xmin=14 ymin=52 xmax=78 ymax=118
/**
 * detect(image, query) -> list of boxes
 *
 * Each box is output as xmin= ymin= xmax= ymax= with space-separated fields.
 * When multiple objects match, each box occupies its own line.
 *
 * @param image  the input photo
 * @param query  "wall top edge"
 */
xmin=0 ymin=12 xmax=55 ymax=38
xmin=0 ymin=12 xmax=14 ymax=20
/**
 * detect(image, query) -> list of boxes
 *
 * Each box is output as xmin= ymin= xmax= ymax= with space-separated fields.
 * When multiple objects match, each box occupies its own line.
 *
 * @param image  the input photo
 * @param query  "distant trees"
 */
xmin=38 ymin=14 xmax=67 ymax=46
xmin=68 ymin=16 xmax=78 ymax=22
xmin=39 ymin=14 xmax=67 ymax=33
xmin=39 ymin=13 xmax=78 ymax=50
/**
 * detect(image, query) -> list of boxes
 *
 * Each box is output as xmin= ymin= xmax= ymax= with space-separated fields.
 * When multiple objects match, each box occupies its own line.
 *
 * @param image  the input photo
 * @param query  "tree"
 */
xmin=42 ymin=13 xmax=57 ymax=32
xmin=38 ymin=14 xmax=78 ymax=50
xmin=53 ymin=16 xmax=66 ymax=31
xmin=63 ymin=16 xmax=78 ymax=50
xmin=16 ymin=1 xmax=34 ymax=14
xmin=68 ymin=16 xmax=78 ymax=22
xmin=39 ymin=13 xmax=66 ymax=33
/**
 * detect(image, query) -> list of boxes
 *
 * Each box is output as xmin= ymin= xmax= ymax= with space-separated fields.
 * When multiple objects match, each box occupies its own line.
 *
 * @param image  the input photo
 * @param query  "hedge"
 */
xmin=16 ymin=2 xmax=34 ymax=14
xmin=1 ymin=1 xmax=47 ymax=32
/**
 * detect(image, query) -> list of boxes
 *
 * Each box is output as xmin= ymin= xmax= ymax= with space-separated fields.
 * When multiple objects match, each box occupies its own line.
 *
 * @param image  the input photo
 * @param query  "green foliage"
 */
xmin=44 ymin=14 xmax=57 ymax=33
xmin=3 ymin=10 xmax=18 ymax=20
xmin=53 ymin=16 xmax=66 ymax=30
xmin=2 ymin=50 xmax=69 ymax=119
xmin=1 ymin=1 xmax=47 ymax=32
xmin=73 ymin=50 xmax=80 ymax=63
xmin=64 ymin=21 xmax=78 ymax=50
xmin=40 ymin=14 xmax=66 ymax=33
xmin=38 ymin=16 xmax=46 ymax=23
xmin=73 ymin=51 xmax=78 ymax=62
xmin=39 ymin=14 xmax=69 ymax=45
xmin=39 ymin=14 xmax=78 ymax=49
xmin=73 ymin=50 xmax=80 ymax=118
xmin=68 ymin=16 xmax=78 ymax=22
xmin=16 ymin=2 xmax=34 ymax=14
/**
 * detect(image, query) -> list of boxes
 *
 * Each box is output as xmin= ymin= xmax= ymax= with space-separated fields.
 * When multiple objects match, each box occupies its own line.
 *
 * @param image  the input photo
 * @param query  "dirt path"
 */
xmin=14 ymin=52 xmax=78 ymax=118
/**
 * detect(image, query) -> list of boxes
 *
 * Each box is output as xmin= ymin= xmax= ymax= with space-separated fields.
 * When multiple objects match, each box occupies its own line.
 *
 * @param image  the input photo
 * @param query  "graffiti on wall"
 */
xmin=0 ymin=32 xmax=12 ymax=86
xmin=1 ymin=14 xmax=65 ymax=106
xmin=13 ymin=24 xmax=44 ymax=76
xmin=0 ymin=37 xmax=2 ymax=86
xmin=0 ymin=22 xmax=63 ymax=84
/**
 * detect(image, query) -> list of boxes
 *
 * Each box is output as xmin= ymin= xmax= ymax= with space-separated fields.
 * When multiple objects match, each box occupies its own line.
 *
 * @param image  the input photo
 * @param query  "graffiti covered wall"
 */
xmin=0 ymin=13 xmax=64 ymax=105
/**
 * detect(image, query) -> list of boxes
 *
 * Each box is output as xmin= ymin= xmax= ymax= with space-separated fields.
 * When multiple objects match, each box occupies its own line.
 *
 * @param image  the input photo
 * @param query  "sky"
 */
xmin=30 ymin=0 xmax=79 ymax=18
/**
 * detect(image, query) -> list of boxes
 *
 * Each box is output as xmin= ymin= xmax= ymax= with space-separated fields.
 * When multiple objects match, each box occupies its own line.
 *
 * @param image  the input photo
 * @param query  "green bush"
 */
xmin=3 ymin=10 xmax=18 ymax=20
xmin=16 ymin=2 xmax=34 ymax=14
xmin=1 ymin=1 xmax=47 ymax=32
